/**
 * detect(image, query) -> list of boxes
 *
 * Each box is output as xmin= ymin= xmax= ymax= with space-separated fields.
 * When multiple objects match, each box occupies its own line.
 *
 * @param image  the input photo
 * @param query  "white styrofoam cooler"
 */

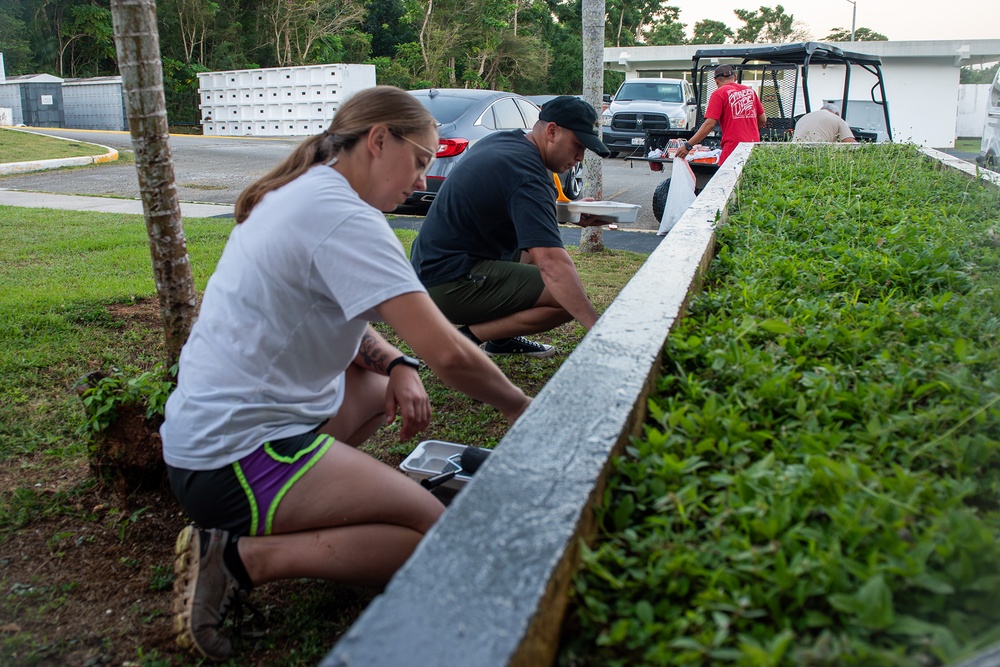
xmin=400 ymin=440 xmax=473 ymax=492
xmin=556 ymin=200 xmax=641 ymax=224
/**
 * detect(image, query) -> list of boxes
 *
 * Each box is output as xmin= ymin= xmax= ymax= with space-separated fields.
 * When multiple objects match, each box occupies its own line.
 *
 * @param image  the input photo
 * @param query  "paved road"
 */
xmin=1 ymin=128 xmax=668 ymax=232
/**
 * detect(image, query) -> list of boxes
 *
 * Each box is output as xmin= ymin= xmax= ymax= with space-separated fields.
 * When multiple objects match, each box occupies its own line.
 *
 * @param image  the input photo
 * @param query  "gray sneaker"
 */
xmin=172 ymin=526 xmax=241 ymax=661
xmin=483 ymin=336 xmax=556 ymax=358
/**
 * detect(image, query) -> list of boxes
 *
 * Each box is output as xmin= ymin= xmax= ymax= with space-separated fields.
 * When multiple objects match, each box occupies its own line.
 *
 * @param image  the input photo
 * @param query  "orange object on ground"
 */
xmin=553 ymin=172 xmax=571 ymax=203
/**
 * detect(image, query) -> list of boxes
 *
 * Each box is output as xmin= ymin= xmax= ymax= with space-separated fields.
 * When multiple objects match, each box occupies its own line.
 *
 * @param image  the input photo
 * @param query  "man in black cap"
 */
xmin=676 ymin=64 xmax=766 ymax=165
xmin=410 ymin=96 xmax=611 ymax=358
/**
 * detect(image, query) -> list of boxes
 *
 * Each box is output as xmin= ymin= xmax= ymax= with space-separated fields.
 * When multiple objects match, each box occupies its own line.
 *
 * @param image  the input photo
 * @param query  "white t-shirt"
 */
xmin=161 ymin=165 xmax=426 ymax=470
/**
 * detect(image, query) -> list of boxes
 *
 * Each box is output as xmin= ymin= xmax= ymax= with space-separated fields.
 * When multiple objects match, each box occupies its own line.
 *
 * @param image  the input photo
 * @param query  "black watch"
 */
xmin=683 ymin=141 xmax=693 ymax=151
xmin=386 ymin=354 xmax=420 ymax=376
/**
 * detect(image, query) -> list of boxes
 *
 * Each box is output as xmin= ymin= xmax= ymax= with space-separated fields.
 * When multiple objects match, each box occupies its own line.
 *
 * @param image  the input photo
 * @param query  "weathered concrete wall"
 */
xmin=320 ymin=145 xmax=750 ymax=667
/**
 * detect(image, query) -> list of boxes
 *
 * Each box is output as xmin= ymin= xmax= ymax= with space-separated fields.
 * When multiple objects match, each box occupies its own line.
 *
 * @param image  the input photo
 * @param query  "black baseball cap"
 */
xmin=714 ymin=64 xmax=736 ymax=78
xmin=539 ymin=96 xmax=611 ymax=158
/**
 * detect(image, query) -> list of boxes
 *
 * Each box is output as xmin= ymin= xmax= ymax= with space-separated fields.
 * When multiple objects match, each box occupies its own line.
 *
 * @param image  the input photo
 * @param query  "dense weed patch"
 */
xmin=564 ymin=144 xmax=1000 ymax=667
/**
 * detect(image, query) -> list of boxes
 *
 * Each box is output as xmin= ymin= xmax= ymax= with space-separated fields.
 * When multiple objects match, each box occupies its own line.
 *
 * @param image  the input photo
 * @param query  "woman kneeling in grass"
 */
xmin=160 ymin=85 xmax=531 ymax=662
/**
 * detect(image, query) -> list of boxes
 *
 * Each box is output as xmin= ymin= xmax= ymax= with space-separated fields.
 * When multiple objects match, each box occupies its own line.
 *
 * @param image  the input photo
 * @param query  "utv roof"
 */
xmin=692 ymin=41 xmax=883 ymax=68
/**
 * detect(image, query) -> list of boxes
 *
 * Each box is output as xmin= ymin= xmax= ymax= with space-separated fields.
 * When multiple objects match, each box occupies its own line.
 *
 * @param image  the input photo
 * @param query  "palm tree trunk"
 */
xmin=580 ymin=0 xmax=606 ymax=253
xmin=110 ymin=0 xmax=197 ymax=371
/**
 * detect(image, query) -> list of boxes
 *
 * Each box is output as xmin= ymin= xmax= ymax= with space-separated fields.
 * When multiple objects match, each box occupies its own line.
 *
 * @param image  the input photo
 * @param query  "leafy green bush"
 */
xmin=79 ymin=365 xmax=176 ymax=434
xmin=563 ymin=144 xmax=1000 ymax=667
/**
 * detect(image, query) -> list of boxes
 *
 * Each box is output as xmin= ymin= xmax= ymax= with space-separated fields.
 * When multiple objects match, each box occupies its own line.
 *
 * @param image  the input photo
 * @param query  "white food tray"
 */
xmin=556 ymin=200 xmax=640 ymax=224
xmin=399 ymin=440 xmax=472 ymax=491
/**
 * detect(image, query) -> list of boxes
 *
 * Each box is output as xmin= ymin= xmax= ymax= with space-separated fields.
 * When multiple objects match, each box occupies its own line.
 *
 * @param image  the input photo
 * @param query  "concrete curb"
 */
xmin=920 ymin=146 xmax=1000 ymax=187
xmin=0 ymin=127 xmax=118 ymax=176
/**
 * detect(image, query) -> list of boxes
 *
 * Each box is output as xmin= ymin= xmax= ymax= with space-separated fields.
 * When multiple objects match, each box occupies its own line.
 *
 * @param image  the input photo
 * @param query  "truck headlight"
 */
xmin=670 ymin=116 xmax=687 ymax=129
xmin=602 ymin=110 xmax=612 ymax=127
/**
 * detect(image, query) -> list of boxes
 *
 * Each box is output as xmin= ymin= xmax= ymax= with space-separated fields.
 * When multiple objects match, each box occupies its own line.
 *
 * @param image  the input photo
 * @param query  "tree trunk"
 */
xmin=580 ymin=0 xmax=606 ymax=254
xmin=110 ymin=0 xmax=197 ymax=371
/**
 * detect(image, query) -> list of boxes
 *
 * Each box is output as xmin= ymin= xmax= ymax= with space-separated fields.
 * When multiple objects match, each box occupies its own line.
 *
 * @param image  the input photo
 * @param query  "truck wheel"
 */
xmin=652 ymin=178 xmax=671 ymax=222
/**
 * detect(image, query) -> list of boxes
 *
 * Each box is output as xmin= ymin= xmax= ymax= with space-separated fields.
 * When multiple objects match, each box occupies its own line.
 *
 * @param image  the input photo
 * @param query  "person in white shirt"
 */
xmin=792 ymin=102 xmax=858 ymax=143
xmin=161 ymin=85 xmax=531 ymax=662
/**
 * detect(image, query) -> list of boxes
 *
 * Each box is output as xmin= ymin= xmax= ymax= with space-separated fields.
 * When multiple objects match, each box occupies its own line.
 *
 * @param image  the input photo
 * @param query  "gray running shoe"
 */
xmin=172 ymin=525 xmax=241 ymax=661
xmin=483 ymin=336 xmax=556 ymax=358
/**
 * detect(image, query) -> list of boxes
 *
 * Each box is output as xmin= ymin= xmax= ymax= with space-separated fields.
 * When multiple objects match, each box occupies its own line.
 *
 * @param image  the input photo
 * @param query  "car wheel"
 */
xmin=560 ymin=164 xmax=584 ymax=200
xmin=652 ymin=177 xmax=671 ymax=222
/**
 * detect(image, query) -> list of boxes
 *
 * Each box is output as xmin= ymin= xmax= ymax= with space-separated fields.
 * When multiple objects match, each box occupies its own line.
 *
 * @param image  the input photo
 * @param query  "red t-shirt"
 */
xmin=705 ymin=82 xmax=764 ymax=165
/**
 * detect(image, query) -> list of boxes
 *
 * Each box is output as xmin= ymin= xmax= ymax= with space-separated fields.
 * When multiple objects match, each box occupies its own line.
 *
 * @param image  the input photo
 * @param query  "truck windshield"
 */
xmin=616 ymin=82 xmax=683 ymax=103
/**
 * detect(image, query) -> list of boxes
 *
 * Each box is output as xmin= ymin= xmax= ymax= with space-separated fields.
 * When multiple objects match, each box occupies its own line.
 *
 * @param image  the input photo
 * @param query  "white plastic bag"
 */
xmin=659 ymin=158 xmax=696 ymax=235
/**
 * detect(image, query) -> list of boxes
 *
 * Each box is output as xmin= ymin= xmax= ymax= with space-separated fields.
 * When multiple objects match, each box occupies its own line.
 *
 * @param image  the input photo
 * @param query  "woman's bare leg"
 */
xmin=235 ymin=364 xmax=444 ymax=586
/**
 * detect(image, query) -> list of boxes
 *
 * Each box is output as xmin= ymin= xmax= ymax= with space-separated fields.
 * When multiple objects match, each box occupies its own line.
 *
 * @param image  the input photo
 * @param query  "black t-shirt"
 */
xmin=410 ymin=130 xmax=563 ymax=287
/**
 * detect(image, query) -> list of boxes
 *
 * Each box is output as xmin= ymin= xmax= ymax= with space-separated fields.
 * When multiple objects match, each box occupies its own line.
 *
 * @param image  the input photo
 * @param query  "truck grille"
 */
xmin=611 ymin=113 xmax=669 ymax=132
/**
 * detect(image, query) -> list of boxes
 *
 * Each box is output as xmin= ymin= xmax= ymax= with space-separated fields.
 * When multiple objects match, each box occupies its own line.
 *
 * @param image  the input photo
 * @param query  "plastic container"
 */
xmin=399 ymin=440 xmax=473 ymax=491
xmin=556 ymin=201 xmax=641 ymax=224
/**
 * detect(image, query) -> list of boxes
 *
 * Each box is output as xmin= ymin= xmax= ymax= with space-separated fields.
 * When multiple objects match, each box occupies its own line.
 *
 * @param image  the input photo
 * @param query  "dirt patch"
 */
xmin=1 ymin=298 xmax=372 ymax=666
xmin=0 ymin=477 xmax=372 ymax=666
xmin=106 ymin=298 xmax=166 ymax=331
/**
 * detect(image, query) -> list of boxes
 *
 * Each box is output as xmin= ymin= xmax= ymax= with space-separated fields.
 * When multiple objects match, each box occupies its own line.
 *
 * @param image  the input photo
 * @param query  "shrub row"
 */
xmin=562 ymin=144 xmax=1000 ymax=667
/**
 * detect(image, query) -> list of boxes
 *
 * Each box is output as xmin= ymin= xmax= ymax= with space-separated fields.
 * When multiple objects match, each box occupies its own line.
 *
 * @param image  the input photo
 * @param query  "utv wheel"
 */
xmin=652 ymin=177 xmax=671 ymax=222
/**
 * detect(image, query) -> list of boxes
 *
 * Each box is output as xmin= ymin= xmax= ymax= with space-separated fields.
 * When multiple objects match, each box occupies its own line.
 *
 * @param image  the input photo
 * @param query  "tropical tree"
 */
xmin=690 ymin=18 xmax=733 ymax=45
xmin=0 ymin=6 xmax=35 ymax=74
xmin=59 ymin=4 xmax=116 ymax=76
xmin=960 ymin=62 xmax=999 ymax=84
xmin=265 ymin=0 xmax=366 ymax=66
xmin=363 ymin=0 xmax=417 ymax=58
xmin=605 ymin=0 xmax=678 ymax=47
xmin=157 ymin=0 xmax=220 ymax=64
xmin=642 ymin=6 xmax=685 ymax=46
xmin=110 ymin=0 xmax=197 ymax=369
xmin=733 ymin=5 xmax=808 ymax=44
xmin=823 ymin=26 xmax=888 ymax=42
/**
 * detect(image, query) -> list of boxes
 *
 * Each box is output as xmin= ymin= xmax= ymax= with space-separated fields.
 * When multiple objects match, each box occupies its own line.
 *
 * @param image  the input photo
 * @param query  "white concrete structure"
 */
xmin=959 ymin=84 xmax=991 ymax=137
xmin=605 ymin=40 xmax=1000 ymax=147
xmin=197 ymin=63 xmax=376 ymax=137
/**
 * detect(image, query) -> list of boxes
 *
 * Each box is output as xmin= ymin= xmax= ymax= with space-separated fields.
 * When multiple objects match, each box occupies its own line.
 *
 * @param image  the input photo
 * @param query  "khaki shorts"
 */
xmin=427 ymin=260 xmax=546 ymax=325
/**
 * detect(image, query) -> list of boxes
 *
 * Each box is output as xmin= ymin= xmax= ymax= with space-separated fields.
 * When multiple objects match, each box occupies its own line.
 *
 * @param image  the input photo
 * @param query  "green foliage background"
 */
xmin=0 ymin=1 xmax=899 ymax=126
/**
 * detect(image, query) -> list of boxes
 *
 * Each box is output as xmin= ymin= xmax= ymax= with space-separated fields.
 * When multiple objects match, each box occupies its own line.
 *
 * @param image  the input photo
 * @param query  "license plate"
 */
xmin=631 ymin=137 xmax=645 ymax=146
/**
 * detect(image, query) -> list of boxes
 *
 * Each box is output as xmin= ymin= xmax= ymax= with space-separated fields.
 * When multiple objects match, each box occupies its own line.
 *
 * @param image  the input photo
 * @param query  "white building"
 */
xmin=604 ymin=39 xmax=1000 ymax=147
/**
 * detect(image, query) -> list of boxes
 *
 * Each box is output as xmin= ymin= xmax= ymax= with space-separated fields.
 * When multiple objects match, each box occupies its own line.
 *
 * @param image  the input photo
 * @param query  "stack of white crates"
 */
xmin=198 ymin=64 xmax=376 ymax=137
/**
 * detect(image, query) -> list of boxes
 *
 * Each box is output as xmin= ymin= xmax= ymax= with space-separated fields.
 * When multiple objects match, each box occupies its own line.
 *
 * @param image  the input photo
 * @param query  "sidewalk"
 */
xmin=0 ymin=188 xmax=236 ymax=218
xmin=0 ymin=189 xmax=664 ymax=253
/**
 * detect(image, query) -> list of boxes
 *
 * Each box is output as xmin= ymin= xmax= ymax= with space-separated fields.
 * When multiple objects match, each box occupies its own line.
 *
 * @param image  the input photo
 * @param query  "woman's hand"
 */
xmin=384 ymin=366 xmax=431 ymax=441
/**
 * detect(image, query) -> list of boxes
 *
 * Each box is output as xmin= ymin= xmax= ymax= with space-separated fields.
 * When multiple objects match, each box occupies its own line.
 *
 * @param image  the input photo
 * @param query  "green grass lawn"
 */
xmin=954 ymin=137 xmax=982 ymax=153
xmin=0 ymin=204 xmax=647 ymax=666
xmin=0 ymin=127 xmax=111 ymax=162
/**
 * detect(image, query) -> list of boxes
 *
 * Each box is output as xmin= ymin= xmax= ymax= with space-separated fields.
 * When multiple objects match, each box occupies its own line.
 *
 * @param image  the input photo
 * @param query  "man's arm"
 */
xmin=525 ymin=246 xmax=599 ymax=330
xmin=839 ymin=117 xmax=857 ymax=142
xmin=675 ymin=117 xmax=717 ymax=159
xmin=757 ymin=112 xmax=767 ymax=129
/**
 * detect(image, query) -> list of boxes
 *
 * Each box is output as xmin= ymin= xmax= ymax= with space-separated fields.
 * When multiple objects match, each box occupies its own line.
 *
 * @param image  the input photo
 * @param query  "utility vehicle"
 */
xmin=629 ymin=42 xmax=894 ymax=221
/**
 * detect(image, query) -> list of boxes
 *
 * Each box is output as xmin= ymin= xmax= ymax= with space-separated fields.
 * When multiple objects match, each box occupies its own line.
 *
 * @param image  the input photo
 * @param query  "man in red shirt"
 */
xmin=675 ymin=64 xmax=766 ymax=165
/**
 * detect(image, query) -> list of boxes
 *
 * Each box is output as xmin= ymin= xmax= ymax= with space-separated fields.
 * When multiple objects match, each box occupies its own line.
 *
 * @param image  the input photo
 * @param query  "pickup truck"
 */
xmin=600 ymin=78 xmax=698 ymax=158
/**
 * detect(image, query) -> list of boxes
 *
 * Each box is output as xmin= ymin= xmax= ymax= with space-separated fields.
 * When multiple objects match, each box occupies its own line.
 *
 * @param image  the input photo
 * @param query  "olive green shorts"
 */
xmin=427 ymin=260 xmax=546 ymax=325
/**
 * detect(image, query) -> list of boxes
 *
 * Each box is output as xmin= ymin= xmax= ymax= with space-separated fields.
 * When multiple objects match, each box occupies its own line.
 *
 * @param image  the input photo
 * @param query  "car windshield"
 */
xmin=616 ymin=82 xmax=683 ymax=103
xmin=412 ymin=94 xmax=478 ymax=124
